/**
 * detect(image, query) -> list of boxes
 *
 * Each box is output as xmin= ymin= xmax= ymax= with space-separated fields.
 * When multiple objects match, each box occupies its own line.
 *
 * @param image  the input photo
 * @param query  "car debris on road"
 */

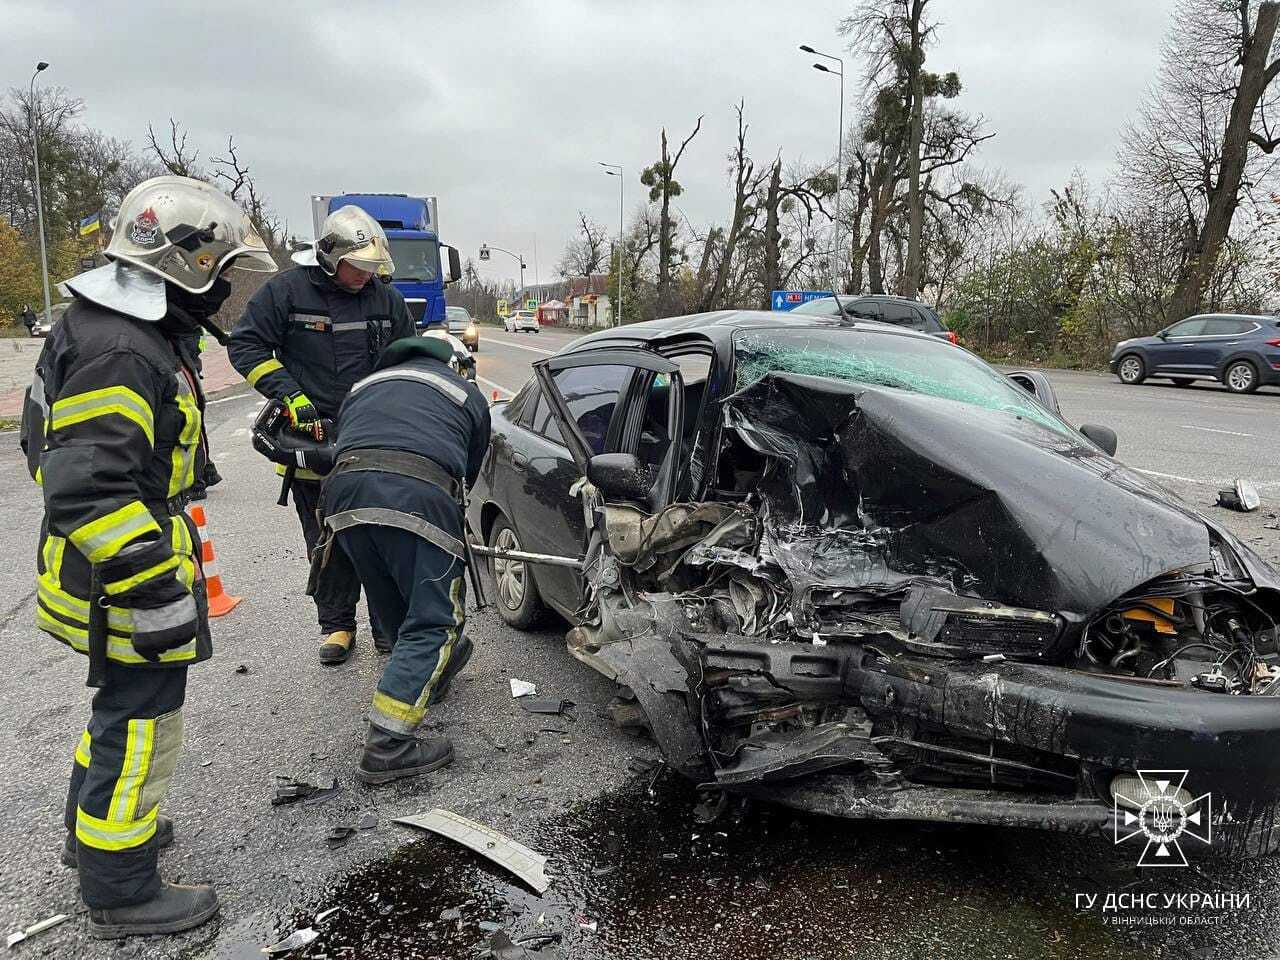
xmin=393 ymin=808 xmax=551 ymax=893
xmin=5 ymin=913 xmax=70 ymax=949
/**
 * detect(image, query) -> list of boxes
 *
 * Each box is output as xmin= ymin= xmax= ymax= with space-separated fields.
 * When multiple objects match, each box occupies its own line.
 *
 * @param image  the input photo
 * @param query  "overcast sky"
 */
xmin=3 ymin=0 xmax=1173 ymax=285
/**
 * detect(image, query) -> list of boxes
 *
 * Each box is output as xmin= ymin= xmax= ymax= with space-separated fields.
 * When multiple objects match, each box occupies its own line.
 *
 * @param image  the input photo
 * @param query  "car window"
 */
xmin=878 ymin=302 xmax=918 ymax=325
xmin=446 ymin=307 xmax=470 ymax=323
xmin=1202 ymin=318 xmax=1254 ymax=336
xmin=526 ymin=364 xmax=631 ymax=453
xmin=734 ymin=328 xmax=1076 ymax=439
xmin=790 ymin=297 xmax=842 ymax=316
xmin=1165 ymin=318 xmax=1208 ymax=337
xmin=637 ymin=353 xmax=712 ymax=466
xmin=528 ymin=389 xmax=564 ymax=445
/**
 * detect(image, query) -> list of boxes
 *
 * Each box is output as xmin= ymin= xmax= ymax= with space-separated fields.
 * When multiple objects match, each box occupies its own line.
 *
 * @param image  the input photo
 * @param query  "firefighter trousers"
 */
xmin=335 ymin=525 xmax=465 ymax=736
xmin=291 ymin=477 xmax=387 ymax=640
xmin=64 ymin=661 xmax=187 ymax=908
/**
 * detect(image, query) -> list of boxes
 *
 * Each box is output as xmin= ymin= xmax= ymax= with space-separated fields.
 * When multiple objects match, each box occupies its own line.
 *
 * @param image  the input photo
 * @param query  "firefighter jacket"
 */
xmin=21 ymin=299 xmax=212 ymax=667
xmin=228 ymin=264 xmax=414 ymax=422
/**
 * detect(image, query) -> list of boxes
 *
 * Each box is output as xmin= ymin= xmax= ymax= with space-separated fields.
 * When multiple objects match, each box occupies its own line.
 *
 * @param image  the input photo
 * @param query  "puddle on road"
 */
xmin=235 ymin=772 xmax=1173 ymax=960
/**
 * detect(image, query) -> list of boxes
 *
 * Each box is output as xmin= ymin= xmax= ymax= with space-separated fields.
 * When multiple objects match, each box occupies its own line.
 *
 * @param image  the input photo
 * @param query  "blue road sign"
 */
xmin=771 ymin=289 xmax=832 ymax=311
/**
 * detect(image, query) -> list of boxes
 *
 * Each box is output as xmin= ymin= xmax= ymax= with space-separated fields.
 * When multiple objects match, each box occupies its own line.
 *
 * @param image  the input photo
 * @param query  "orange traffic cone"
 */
xmin=186 ymin=503 xmax=241 ymax=617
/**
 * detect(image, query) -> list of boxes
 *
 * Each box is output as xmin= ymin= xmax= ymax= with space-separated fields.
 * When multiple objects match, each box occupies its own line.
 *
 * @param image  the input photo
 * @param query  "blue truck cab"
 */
xmin=310 ymin=193 xmax=460 ymax=328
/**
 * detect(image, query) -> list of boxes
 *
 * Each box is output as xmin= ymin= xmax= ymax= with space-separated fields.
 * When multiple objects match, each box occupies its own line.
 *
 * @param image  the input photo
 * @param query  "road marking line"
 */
xmin=231 ymin=428 xmax=248 ymax=438
xmin=1135 ymin=468 xmax=1206 ymax=484
xmin=207 ymin=392 xmax=251 ymax=405
xmin=1134 ymin=467 xmax=1280 ymax=491
xmin=477 ymin=376 xmax=517 ymax=397
xmin=483 ymin=336 xmax=557 ymax=356
xmin=1179 ymin=424 xmax=1253 ymax=438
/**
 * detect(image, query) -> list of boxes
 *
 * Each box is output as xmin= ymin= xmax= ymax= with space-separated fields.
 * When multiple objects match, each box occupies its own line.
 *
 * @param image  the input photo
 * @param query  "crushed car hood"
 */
xmin=723 ymin=372 xmax=1215 ymax=621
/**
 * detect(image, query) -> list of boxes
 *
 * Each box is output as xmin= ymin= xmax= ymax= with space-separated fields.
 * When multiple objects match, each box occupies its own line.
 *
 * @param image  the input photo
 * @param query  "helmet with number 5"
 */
xmin=312 ymin=206 xmax=395 ymax=278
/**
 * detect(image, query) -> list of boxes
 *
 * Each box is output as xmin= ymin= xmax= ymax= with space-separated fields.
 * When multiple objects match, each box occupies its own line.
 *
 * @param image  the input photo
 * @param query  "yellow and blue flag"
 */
xmin=78 ymin=212 xmax=101 ymax=237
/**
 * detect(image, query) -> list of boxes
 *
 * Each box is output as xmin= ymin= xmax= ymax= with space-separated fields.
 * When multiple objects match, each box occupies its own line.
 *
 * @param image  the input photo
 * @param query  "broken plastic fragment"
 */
xmin=518 ymin=698 xmax=577 ymax=719
xmin=272 ymin=776 xmax=338 ymax=806
xmin=510 ymin=678 xmax=538 ymax=698
xmin=324 ymin=825 xmax=356 ymax=849
xmin=315 ymin=907 xmax=340 ymax=924
xmin=262 ymin=927 xmax=318 ymax=954
xmin=394 ymin=808 xmax=551 ymax=893
xmin=5 ymin=913 xmax=69 ymax=949
xmin=1218 ymin=478 xmax=1261 ymax=512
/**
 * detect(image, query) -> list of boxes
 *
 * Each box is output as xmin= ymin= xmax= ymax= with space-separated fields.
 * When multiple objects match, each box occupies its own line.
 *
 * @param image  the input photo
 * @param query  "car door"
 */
xmin=1146 ymin=317 xmax=1208 ymax=374
xmin=534 ymin=347 xmax=685 ymax=532
xmin=1200 ymin=317 xmax=1258 ymax=371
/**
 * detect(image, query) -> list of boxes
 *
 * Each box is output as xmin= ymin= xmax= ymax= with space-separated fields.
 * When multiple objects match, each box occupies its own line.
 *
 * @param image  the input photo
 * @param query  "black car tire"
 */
xmin=1172 ymin=378 xmax=1194 ymax=387
xmin=488 ymin=516 xmax=547 ymax=630
xmin=1117 ymin=354 xmax=1146 ymax=385
xmin=1223 ymin=360 xmax=1260 ymax=394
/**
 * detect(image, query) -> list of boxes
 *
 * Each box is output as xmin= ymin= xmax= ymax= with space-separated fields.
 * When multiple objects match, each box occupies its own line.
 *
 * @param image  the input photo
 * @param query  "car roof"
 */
xmin=565 ymin=309 xmax=940 ymax=352
xmin=1186 ymin=312 xmax=1278 ymax=322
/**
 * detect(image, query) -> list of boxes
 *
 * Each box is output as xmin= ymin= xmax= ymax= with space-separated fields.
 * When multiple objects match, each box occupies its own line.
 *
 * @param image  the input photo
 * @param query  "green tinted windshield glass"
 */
xmin=734 ymin=328 xmax=1070 ymax=434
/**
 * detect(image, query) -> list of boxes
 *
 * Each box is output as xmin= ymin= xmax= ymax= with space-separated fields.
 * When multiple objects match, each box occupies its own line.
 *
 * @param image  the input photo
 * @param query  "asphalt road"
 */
xmin=0 ymin=325 xmax=1278 ymax=960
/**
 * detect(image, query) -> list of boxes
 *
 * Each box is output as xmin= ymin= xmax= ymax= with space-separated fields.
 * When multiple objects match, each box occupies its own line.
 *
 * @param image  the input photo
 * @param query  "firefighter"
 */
xmin=20 ymin=176 xmax=276 ymax=937
xmin=319 ymin=334 xmax=489 ymax=783
xmin=229 ymin=207 xmax=415 ymax=664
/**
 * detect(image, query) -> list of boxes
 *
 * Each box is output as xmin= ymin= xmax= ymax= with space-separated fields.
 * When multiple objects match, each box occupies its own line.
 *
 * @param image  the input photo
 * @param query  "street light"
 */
xmin=599 ymin=162 xmax=623 ymax=326
xmin=798 ymin=44 xmax=845 ymax=300
xmin=479 ymin=243 xmax=527 ymax=303
xmin=29 ymin=61 xmax=52 ymax=326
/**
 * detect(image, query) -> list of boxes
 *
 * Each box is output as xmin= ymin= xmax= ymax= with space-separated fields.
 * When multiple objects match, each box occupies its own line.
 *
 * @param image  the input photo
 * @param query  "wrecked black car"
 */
xmin=469 ymin=311 xmax=1280 ymax=856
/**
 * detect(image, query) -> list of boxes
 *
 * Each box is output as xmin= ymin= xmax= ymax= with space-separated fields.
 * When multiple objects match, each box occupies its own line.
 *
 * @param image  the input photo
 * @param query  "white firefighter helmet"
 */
xmin=104 ymin=175 xmax=276 ymax=293
xmin=306 ymin=205 xmax=395 ymax=278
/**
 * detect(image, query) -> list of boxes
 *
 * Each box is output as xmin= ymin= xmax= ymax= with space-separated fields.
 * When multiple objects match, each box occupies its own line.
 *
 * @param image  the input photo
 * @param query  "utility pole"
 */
xmin=29 ymin=61 xmax=53 ymax=324
xmin=600 ymin=162 xmax=624 ymax=325
xmin=800 ymin=46 xmax=845 ymax=298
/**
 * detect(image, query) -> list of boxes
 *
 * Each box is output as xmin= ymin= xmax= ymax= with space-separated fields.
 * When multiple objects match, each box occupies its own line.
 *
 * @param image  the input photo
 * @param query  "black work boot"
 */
xmin=203 ymin=461 xmax=223 ymax=488
xmin=87 ymin=881 xmax=219 ymax=939
xmin=318 ymin=629 xmax=355 ymax=665
xmin=62 ymin=815 xmax=175 ymax=868
xmin=373 ymin=634 xmax=394 ymax=655
xmin=427 ymin=636 xmax=474 ymax=705
xmin=356 ymin=725 xmax=453 ymax=786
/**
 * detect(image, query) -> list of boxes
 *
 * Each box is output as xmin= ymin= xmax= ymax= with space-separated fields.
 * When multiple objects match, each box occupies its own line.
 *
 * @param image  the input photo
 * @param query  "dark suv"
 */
xmin=1109 ymin=314 xmax=1280 ymax=394
xmin=790 ymin=294 xmax=957 ymax=343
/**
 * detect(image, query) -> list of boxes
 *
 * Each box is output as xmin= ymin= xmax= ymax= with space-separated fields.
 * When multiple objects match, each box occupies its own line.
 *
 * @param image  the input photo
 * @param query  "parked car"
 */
xmin=504 ymin=310 xmax=540 ymax=333
xmin=468 ymin=308 xmax=1280 ymax=854
xmin=1109 ymin=313 xmax=1280 ymax=394
xmin=791 ymin=294 xmax=958 ymax=344
xmin=445 ymin=305 xmax=479 ymax=352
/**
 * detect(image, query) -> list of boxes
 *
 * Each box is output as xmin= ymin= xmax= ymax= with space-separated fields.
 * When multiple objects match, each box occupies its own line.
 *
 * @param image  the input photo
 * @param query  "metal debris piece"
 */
xmin=439 ymin=907 xmax=462 ymax=922
xmin=324 ymin=825 xmax=356 ymax=849
xmin=1217 ymin=478 xmax=1261 ymax=512
xmin=393 ymin=808 xmax=551 ymax=893
xmin=261 ymin=927 xmax=318 ymax=954
xmin=272 ymin=776 xmax=338 ymax=806
xmin=518 ymin=698 xmax=577 ymax=720
xmin=510 ymin=678 xmax=538 ymax=698
xmin=577 ymin=917 xmax=598 ymax=933
xmin=315 ymin=907 xmax=340 ymax=924
xmin=486 ymin=930 xmax=562 ymax=960
xmin=358 ymin=813 xmax=378 ymax=830
xmin=5 ymin=913 xmax=70 ymax=949
xmin=626 ymin=756 xmax=657 ymax=775
xmin=235 ymin=664 xmax=249 ymax=674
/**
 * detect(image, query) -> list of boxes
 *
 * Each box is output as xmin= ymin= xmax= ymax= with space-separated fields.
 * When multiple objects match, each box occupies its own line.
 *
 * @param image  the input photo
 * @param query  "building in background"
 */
xmin=565 ymin=274 xmax=612 ymax=329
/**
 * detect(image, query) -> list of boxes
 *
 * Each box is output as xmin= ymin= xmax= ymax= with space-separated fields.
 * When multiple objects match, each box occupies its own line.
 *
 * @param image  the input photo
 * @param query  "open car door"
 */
xmin=533 ymin=348 xmax=685 ymax=513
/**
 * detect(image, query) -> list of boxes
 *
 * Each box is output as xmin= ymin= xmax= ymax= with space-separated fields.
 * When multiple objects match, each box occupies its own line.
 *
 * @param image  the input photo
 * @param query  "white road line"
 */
xmin=207 ymin=392 xmax=251 ymax=405
xmin=1134 ymin=468 xmax=1210 ymax=484
xmin=477 ymin=375 xmax=518 ymax=398
xmin=483 ymin=336 xmax=557 ymax=356
xmin=231 ymin=428 xmax=248 ymax=438
xmin=1179 ymin=424 xmax=1254 ymax=438
xmin=1134 ymin=467 xmax=1280 ymax=490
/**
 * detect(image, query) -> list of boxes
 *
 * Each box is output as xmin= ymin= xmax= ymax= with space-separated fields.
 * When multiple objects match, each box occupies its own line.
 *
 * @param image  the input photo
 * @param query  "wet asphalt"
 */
xmin=0 ymin=328 xmax=1278 ymax=959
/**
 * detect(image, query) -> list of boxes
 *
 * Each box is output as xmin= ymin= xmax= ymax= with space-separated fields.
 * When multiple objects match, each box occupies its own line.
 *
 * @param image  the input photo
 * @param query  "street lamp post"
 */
xmin=29 ymin=61 xmax=52 ymax=325
xmin=479 ymin=243 xmax=527 ymax=304
xmin=599 ymin=162 xmax=624 ymax=326
xmin=799 ymin=45 xmax=845 ymax=298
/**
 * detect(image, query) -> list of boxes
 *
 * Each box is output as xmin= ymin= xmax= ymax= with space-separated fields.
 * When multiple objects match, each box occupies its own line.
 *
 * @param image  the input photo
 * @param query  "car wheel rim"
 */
xmin=1228 ymin=365 xmax=1253 ymax=390
xmin=1120 ymin=357 xmax=1141 ymax=382
xmin=492 ymin=527 xmax=526 ymax=611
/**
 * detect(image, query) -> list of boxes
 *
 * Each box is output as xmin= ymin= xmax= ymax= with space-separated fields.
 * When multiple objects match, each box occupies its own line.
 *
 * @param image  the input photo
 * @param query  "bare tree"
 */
xmin=1122 ymin=0 xmax=1280 ymax=319
xmin=146 ymin=120 xmax=201 ymax=178
xmin=210 ymin=136 xmax=285 ymax=257
xmin=640 ymin=115 xmax=703 ymax=316
xmin=557 ymin=211 xmax=610 ymax=277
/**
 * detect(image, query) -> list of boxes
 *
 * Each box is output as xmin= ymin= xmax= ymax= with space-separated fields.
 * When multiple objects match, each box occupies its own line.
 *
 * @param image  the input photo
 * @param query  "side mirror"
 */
xmin=1079 ymin=423 xmax=1118 ymax=457
xmin=587 ymin=453 xmax=653 ymax=501
xmin=442 ymin=245 xmax=462 ymax=285
xmin=1157 ymin=330 xmax=1169 ymax=340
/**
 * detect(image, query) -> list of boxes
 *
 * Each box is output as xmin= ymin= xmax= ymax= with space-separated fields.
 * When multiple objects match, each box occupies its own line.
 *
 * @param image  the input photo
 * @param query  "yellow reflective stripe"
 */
xmin=104 ymin=554 xmax=181 ymax=596
xmin=274 ymin=463 xmax=324 ymax=481
xmin=36 ymin=607 xmax=197 ymax=664
xmin=370 ymin=691 xmax=427 ymax=729
xmin=50 ymin=386 xmax=155 ymax=447
xmin=75 ymin=730 xmax=92 ymax=768
xmin=70 ymin=501 xmax=161 ymax=563
xmin=109 ymin=719 xmax=155 ymax=822
xmin=76 ymin=804 xmax=157 ymax=852
xmin=246 ymin=358 xmax=284 ymax=387
xmin=42 ymin=535 xmax=66 ymax=587
xmin=34 ymin=464 xmax=42 ymax=486
xmin=38 ymin=580 xmax=134 ymax=632
xmin=168 ymin=380 xmax=201 ymax=497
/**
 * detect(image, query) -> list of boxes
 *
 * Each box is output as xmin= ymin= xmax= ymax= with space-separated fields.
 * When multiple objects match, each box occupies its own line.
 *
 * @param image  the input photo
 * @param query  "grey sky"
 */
xmin=3 ymin=0 xmax=1172 ymax=285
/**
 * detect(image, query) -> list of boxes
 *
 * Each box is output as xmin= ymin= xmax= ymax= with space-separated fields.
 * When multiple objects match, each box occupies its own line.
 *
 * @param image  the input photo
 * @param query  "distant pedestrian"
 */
xmin=20 ymin=304 xmax=38 ymax=336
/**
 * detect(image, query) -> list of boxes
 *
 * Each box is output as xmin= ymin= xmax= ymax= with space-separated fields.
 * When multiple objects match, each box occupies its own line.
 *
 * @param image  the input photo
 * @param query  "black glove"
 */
xmin=99 ymin=538 xmax=200 ymax=662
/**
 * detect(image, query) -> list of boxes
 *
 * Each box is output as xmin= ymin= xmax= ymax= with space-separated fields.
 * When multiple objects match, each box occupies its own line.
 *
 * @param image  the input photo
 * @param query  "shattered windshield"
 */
xmin=734 ymin=328 xmax=1071 ymax=434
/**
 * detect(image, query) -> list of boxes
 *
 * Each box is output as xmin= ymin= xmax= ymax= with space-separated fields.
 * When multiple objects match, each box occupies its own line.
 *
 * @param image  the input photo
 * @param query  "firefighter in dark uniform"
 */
xmin=228 ymin=206 xmax=415 ymax=664
xmin=320 ymin=334 xmax=490 ymax=783
xmin=20 ymin=176 xmax=276 ymax=938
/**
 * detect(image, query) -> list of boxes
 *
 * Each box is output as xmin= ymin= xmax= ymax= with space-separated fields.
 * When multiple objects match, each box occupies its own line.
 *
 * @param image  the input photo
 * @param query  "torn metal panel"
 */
xmin=394 ymin=808 xmax=551 ymax=894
